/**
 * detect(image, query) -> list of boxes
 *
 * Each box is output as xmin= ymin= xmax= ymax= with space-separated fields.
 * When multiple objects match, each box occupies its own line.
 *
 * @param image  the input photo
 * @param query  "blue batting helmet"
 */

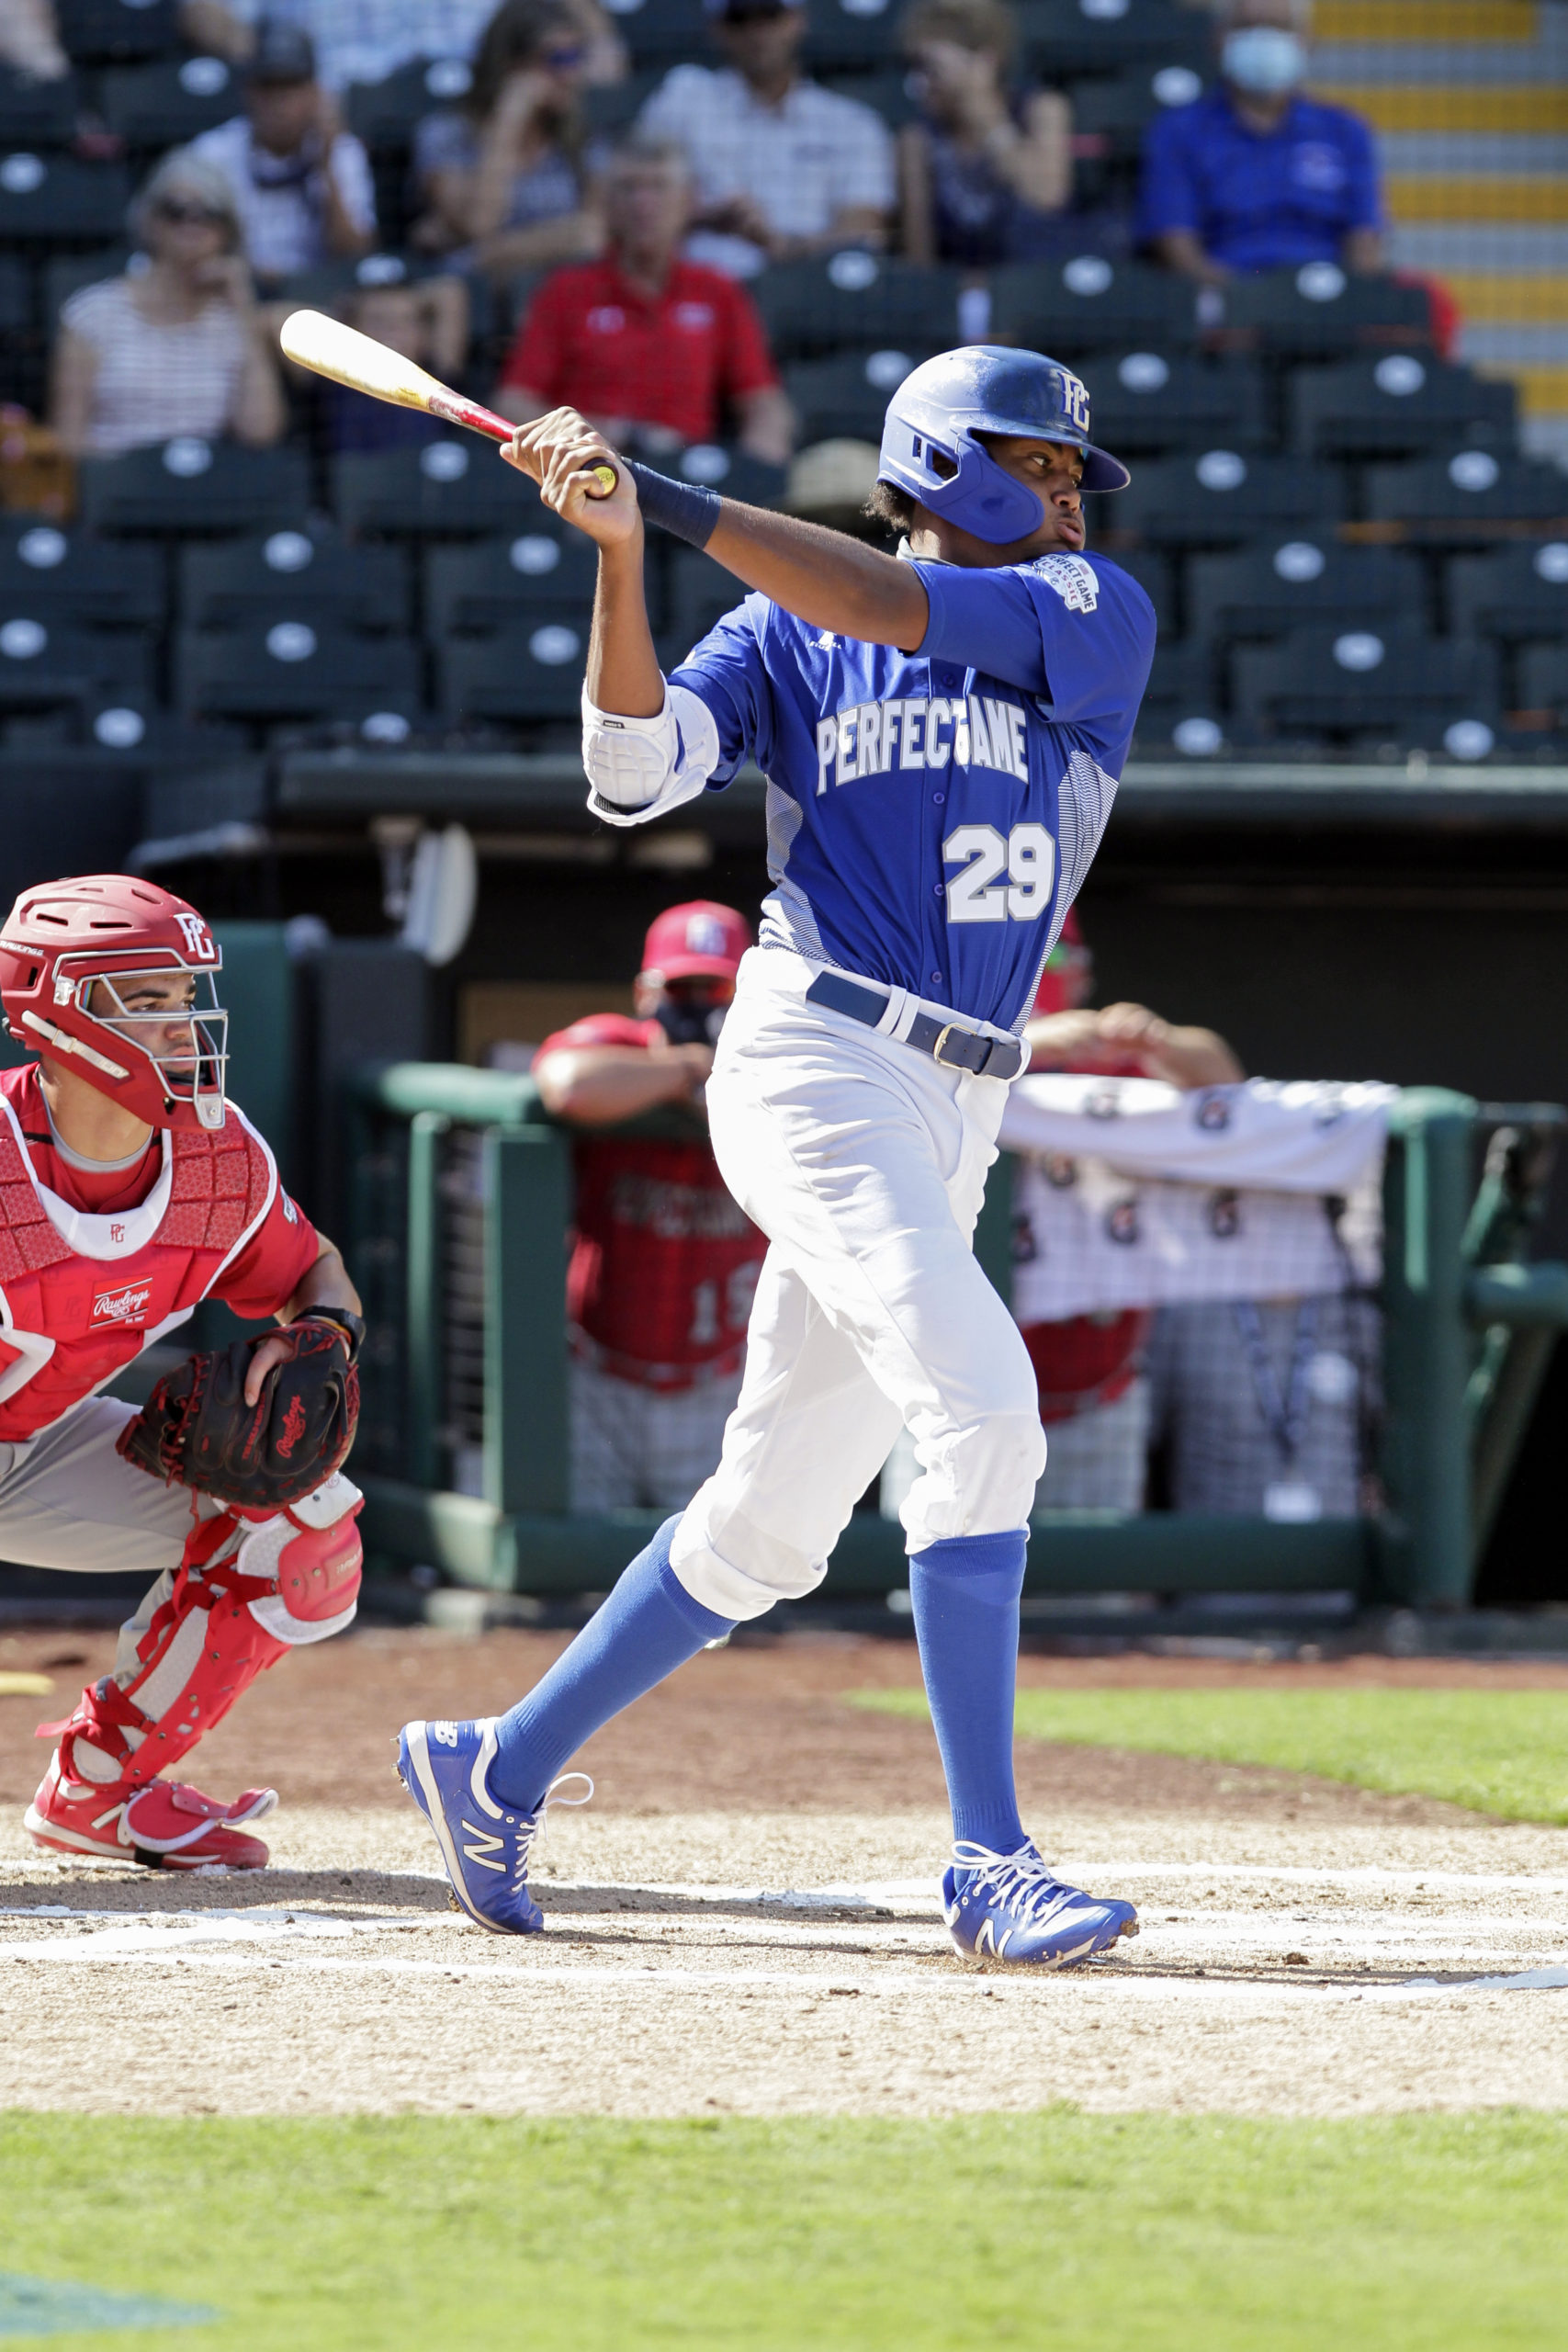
xmin=877 ymin=345 xmax=1130 ymax=546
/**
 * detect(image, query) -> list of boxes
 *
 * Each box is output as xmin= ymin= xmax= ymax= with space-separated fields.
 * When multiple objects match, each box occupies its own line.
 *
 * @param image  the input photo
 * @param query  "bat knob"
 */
xmin=586 ymin=463 xmax=617 ymax=499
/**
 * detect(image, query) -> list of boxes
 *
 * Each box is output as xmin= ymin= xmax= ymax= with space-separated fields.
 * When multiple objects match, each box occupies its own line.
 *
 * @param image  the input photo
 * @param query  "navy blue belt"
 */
xmin=805 ymin=969 xmax=1026 ymax=1081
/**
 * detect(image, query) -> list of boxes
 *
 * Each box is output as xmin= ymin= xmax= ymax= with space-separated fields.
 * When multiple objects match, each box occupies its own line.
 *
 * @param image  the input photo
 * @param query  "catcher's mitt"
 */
xmin=117 ymin=1319 xmax=359 ymax=1511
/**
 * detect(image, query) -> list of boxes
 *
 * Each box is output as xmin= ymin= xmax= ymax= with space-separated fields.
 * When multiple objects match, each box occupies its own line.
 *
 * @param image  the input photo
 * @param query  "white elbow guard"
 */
xmin=582 ymin=683 xmax=720 ymax=828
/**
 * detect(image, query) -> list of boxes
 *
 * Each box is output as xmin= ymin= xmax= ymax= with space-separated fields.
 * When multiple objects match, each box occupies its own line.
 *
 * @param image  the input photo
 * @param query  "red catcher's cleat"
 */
xmin=24 ymin=1752 xmax=276 ymax=1869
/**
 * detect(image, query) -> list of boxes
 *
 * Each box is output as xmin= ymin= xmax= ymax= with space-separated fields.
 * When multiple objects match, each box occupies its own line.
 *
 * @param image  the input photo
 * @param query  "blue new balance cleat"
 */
xmin=397 ymin=1716 xmax=591 ymax=1935
xmin=942 ymin=1840 xmax=1139 ymax=1968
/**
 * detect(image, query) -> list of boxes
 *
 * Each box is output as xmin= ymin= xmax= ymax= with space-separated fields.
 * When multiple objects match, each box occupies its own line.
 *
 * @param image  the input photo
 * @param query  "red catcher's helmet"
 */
xmin=639 ymin=900 xmax=752 ymax=987
xmin=0 ymin=875 xmax=229 ymax=1132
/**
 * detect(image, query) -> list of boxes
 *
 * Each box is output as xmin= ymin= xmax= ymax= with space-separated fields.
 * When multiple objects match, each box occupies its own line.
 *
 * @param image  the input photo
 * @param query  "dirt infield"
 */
xmin=3 ymin=1627 xmax=1567 ymax=2120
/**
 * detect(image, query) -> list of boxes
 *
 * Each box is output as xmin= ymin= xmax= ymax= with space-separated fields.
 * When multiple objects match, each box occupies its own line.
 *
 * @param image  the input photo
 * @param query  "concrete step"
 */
xmin=1390 ymin=224 xmax=1568 ymax=270
xmin=1315 ymin=85 xmax=1568 ymax=132
xmin=1380 ymin=132 xmax=1568 ymax=171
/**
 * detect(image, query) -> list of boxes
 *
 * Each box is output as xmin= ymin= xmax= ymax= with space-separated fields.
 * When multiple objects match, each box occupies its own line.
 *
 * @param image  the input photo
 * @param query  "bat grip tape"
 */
xmin=624 ymin=460 xmax=721 ymax=549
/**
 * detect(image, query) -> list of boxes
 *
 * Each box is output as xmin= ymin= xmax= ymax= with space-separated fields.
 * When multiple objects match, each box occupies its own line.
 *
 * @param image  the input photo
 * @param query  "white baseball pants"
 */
xmin=670 ymin=949 xmax=1045 ymax=1623
xmin=570 ymin=1353 xmax=743 ymax=1512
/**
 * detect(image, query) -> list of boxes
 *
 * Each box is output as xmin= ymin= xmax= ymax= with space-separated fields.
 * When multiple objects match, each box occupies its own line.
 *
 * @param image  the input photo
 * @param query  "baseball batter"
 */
xmin=401 ymin=345 xmax=1156 ymax=1966
xmin=0 ymin=876 xmax=365 ymax=1870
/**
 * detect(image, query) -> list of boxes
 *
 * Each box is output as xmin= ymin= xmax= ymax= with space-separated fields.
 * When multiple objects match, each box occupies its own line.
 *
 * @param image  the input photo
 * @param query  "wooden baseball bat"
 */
xmin=278 ymin=309 xmax=617 ymax=495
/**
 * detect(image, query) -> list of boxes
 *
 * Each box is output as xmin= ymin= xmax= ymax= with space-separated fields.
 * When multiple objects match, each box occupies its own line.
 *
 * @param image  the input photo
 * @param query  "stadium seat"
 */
xmin=1231 ymin=622 xmax=1500 ymax=740
xmin=804 ymin=0 xmax=901 ymax=73
xmin=784 ymin=347 xmax=936 ymax=445
xmin=1078 ymin=350 xmax=1266 ymax=458
xmin=175 ymin=621 xmax=423 ymax=726
xmin=179 ymin=526 xmax=412 ymax=635
xmin=987 ymin=256 xmax=1198 ymax=358
xmin=56 ymin=0 xmax=180 ymax=62
xmin=1187 ymin=538 xmax=1427 ymax=650
xmin=42 ymin=246 xmax=130 ymax=329
xmin=1288 ymin=356 xmax=1516 ymax=465
xmin=750 ymin=255 xmax=964 ymax=361
xmin=1099 ymin=543 xmax=1172 ymax=631
xmin=1447 ymin=541 xmax=1568 ymax=655
xmin=0 ymin=615 xmax=152 ymax=721
xmin=1016 ymin=0 xmax=1209 ymax=78
xmin=0 ymin=770 xmax=143 ymax=912
xmin=660 ymin=547 xmax=743 ymax=666
xmin=423 ymin=528 xmax=600 ymax=638
xmin=333 ymin=437 xmax=546 ymax=539
xmin=1361 ymin=451 xmax=1568 ymax=544
xmin=0 ymin=154 xmax=131 ymax=247
xmin=1517 ymin=644 xmax=1568 ymax=729
xmin=0 ymin=519 xmax=164 ymax=630
xmin=78 ymin=441 xmax=310 ymax=538
xmin=815 ymin=67 xmax=920 ymax=130
xmin=1109 ymin=450 xmax=1345 ymax=551
xmin=1344 ymin=713 xmax=1552 ymax=766
xmin=0 ymin=68 xmax=79 ymax=147
xmin=98 ymin=55 xmax=243 ymax=152
xmin=1219 ymin=266 xmax=1432 ymax=362
xmin=438 ymin=620 xmax=590 ymax=722
xmin=1069 ymin=63 xmax=1205 ymax=171
xmin=344 ymin=55 xmax=479 ymax=154
xmin=662 ymin=445 xmax=787 ymax=510
xmin=611 ymin=0 xmax=709 ymax=67
xmin=0 ymin=254 xmax=30 ymax=340
xmin=581 ymin=73 xmax=662 ymax=140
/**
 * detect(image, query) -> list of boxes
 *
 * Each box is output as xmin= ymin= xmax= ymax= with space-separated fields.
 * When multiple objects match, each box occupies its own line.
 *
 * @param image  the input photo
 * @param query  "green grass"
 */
xmin=1 ymin=2112 xmax=1566 ymax=2348
xmin=853 ymin=1687 xmax=1568 ymax=1823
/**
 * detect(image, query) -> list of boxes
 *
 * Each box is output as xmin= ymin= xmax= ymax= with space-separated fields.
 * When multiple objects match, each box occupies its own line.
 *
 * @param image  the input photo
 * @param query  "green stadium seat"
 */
xmin=660 ymin=546 xmax=744 ymax=668
xmin=0 ymin=615 xmax=152 ymax=719
xmin=438 ymin=619 xmax=590 ymax=722
xmin=784 ymin=346 xmax=936 ymax=445
xmin=1109 ymin=449 xmax=1345 ymax=551
xmin=179 ymin=526 xmax=412 ymax=634
xmin=42 ymin=246 xmax=130 ymax=327
xmin=1447 ymin=542 xmax=1568 ymax=657
xmin=987 ymin=256 xmax=1198 ymax=358
xmin=1079 ymin=350 xmax=1266 ymax=457
xmin=750 ymin=254 xmax=964 ymax=361
xmin=423 ymin=528 xmax=601 ymax=638
xmin=613 ymin=0 xmax=713 ymax=69
xmin=0 ymin=771 xmax=143 ymax=911
xmin=1517 ymin=643 xmax=1568 ymax=729
xmin=0 ymin=67 xmax=79 ymax=147
xmin=1287 ymin=356 xmax=1516 ymax=465
xmin=78 ymin=441 xmax=310 ymax=538
xmin=1219 ymin=266 xmax=1432 ymax=362
xmin=98 ymin=55 xmax=243 ymax=151
xmin=1232 ymin=621 xmax=1500 ymax=740
xmin=0 ymin=519 xmax=164 ymax=630
xmin=1069 ymin=63 xmax=1204 ymax=171
xmin=1016 ymin=0 xmax=1209 ymax=78
xmin=56 ymin=0 xmax=180 ymax=62
xmin=333 ymin=437 xmax=545 ymax=539
xmin=1098 ymin=544 xmax=1172 ymax=631
xmin=175 ymin=621 xmax=423 ymax=726
xmin=1362 ymin=450 xmax=1568 ymax=544
xmin=804 ymin=0 xmax=901 ymax=73
xmin=1187 ymin=537 xmax=1427 ymax=650
xmin=0 ymin=154 xmax=130 ymax=247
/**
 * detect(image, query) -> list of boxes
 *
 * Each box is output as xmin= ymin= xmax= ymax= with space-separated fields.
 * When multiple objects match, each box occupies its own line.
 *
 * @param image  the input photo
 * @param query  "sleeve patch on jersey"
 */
xmin=1032 ymin=554 xmax=1100 ymax=613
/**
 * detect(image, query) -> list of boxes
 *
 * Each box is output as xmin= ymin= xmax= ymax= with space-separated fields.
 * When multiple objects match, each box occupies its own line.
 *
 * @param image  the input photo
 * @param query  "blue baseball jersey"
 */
xmin=670 ymin=550 xmax=1156 ymax=1034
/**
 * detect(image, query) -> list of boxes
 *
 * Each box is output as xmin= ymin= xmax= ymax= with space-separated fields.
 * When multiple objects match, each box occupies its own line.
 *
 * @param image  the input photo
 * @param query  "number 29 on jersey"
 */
xmin=943 ymin=821 xmax=1055 ymax=924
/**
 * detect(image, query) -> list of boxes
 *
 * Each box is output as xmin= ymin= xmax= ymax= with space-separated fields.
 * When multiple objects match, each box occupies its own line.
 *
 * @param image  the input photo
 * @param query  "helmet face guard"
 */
xmin=0 ymin=878 xmax=230 ymax=1132
xmin=878 ymin=344 xmax=1131 ymax=547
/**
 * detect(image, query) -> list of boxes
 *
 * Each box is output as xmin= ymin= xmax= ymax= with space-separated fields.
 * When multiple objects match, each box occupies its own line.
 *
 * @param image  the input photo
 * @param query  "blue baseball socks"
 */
xmin=487 ymin=1515 xmax=736 ymax=1816
xmin=908 ymin=1529 xmax=1028 ymax=1854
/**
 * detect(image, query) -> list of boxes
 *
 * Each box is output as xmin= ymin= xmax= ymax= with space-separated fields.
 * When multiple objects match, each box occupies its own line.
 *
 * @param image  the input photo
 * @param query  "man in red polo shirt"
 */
xmin=533 ymin=900 xmax=769 ymax=1510
xmin=494 ymin=135 xmax=794 ymax=463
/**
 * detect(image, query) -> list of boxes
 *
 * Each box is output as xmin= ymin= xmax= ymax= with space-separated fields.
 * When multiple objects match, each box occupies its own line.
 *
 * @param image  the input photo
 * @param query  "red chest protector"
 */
xmin=0 ymin=1069 xmax=276 ymax=1442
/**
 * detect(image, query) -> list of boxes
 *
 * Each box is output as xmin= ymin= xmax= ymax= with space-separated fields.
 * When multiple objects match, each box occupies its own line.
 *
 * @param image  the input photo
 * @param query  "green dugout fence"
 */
xmin=343 ymin=1064 xmax=1568 ymax=1608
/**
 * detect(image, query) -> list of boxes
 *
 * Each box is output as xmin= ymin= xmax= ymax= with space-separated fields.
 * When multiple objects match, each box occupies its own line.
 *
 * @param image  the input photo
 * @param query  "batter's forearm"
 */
xmin=587 ymin=530 xmax=664 ymax=718
xmin=705 ymin=503 xmax=930 ymax=652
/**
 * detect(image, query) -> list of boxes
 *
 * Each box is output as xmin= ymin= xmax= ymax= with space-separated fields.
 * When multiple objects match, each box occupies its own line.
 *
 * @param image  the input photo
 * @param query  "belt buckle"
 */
xmin=932 ymin=1022 xmax=980 ymax=1074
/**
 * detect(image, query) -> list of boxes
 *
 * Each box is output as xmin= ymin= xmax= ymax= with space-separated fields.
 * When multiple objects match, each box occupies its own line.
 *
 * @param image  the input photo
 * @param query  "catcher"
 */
xmin=0 ymin=873 xmax=364 ymax=1871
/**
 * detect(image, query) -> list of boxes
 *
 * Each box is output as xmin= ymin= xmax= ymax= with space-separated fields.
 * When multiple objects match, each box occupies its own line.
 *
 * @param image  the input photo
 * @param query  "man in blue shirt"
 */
xmin=398 ymin=347 xmax=1156 ymax=1968
xmin=1140 ymin=0 xmax=1383 ymax=286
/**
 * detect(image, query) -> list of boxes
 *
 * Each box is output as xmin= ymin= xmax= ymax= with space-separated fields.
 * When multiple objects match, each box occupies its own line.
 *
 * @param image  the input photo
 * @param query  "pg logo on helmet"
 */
xmin=1054 ymin=368 xmax=1092 ymax=437
xmin=175 ymin=912 xmax=218 ymax=963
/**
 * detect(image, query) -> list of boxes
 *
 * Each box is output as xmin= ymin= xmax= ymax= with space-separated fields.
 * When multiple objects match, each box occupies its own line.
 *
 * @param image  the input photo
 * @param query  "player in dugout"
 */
xmin=0 ymin=876 xmax=364 ymax=1871
xmin=531 ymin=900 xmax=769 ymax=1511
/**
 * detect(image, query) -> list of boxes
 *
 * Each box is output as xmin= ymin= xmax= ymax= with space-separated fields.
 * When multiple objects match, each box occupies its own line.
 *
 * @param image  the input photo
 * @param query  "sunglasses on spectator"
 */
xmin=540 ymin=42 xmax=586 ymax=66
xmin=154 ymin=199 xmax=228 ymax=226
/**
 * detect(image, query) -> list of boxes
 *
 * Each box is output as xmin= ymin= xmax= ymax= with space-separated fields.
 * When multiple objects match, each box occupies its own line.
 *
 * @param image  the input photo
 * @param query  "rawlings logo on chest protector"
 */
xmin=93 ymin=1280 xmax=154 ymax=1327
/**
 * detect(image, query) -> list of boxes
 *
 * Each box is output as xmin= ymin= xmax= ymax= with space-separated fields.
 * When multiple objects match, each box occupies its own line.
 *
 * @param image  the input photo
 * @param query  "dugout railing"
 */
xmin=343 ymin=1065 xmax=1568 ymax=1608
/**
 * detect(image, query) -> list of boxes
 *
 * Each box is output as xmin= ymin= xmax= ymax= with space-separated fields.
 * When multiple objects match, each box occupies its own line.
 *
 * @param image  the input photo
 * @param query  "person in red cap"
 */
xmin=0 ymin=874 xmax=364 ymax=1870
xmin=1016 ymin=909 xmax=1242 ymax=1506
xmin=532 ymin=899 xmax=767 ymax=1509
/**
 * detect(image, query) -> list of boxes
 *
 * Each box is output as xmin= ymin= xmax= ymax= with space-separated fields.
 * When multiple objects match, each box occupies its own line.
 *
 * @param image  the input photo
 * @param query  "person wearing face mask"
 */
xmin=530 ymin=902 xmax=768 ymax=1512
xmin=1138 ymin=0 xmax=1383 ymax=288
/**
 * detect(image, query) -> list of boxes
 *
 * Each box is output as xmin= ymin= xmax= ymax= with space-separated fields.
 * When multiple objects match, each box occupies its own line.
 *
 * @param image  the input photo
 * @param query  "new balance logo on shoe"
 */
xmin=459 ymin=1819 xmax=506 ymax=1871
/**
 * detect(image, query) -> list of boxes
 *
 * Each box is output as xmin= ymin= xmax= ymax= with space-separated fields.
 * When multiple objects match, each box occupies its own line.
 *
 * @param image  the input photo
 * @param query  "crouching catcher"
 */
xmin=0 ymin=873 xmax=365 ymax=1870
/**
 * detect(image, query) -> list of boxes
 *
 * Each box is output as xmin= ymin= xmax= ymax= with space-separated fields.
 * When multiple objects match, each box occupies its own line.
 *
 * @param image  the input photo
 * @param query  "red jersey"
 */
xmin=0 ymin=1062 xmax=319 ymax=1441
xmin=1016 ymin=1046 xmax=1151 ymax=1423
xmin=537 ymin=1013 xmax=766 ymax=1390
xmin=500 ymin=258 xmax=779 ymax=447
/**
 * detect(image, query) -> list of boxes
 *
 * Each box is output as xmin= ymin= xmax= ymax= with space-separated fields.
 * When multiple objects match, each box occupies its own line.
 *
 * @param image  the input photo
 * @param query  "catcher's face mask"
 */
xmin=30 ymin=956 xmax=229 ymax=1131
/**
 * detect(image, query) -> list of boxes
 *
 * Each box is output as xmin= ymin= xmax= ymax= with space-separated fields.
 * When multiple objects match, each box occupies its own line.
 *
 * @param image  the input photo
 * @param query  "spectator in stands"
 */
xmin=495 ymin=137 xmax=793 ymax=463
xmin=317 ymin=278 xmax=469 ymax=449
xmin=532 ymin=902 xmax=768 ymax=1513
xmin=1139 ymin=0 xmax=1383 ymax=288
xmin=897 ymin=0 xmax=1073 ymax=268
xmin=49 ymin=151 xmax=285 ymax=459
xmin=183 ymin=0 xmax=627 ymax=89
xmin=412 ymin=0 xmax=606 ymax=282
xmin=2 ymin=0 xmax=68 ymax=80
xmin=191 ymin=19 xmax=376 ymax=288
xmin=638 ymin=0 xmax=896 ymax=278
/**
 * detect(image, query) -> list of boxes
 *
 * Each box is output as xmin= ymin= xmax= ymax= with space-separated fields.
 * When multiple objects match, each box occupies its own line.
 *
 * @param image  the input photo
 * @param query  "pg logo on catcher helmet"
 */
xmin=175 ymin=911 xmax=218 ymax=963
